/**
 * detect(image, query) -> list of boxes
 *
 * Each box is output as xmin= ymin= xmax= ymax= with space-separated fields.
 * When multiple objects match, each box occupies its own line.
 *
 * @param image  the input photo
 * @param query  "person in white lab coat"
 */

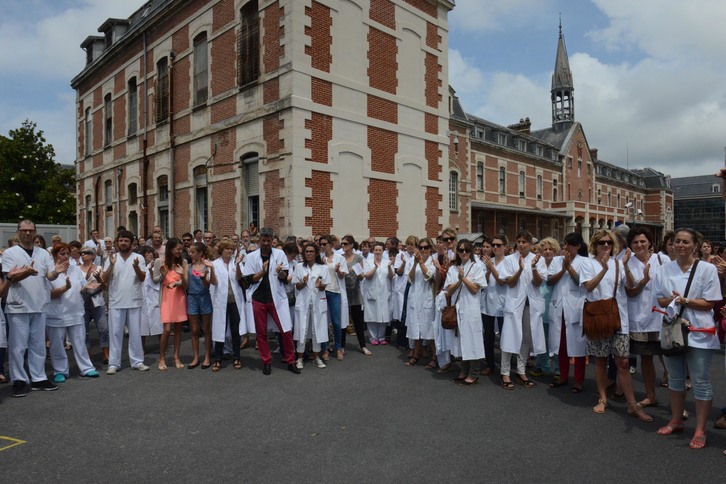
xmin=293 ymin=242 xmax=330 ymax=369
xmin=363 ymin=242 xmax=393 ymax=345
xmin=319 ymin=234 xmax=349 ymax=361
xmin=445 ymin=239 xmax=487 ymax=385
xmin=480 ymin=235 xmax=508 ymax=376
xmin=404 ymin=237 xmax=436 ymax=367
xmin=498 ymin=230 xmax=546 ymax=390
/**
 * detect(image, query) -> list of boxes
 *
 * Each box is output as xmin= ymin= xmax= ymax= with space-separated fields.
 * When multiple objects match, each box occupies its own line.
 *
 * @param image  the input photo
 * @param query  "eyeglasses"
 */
xmin=81 ymin=251 xmax=94 ymax=256
xmin=418 ymin=245 xmax=431 ymax=250
xmin=182 ymin=238 xmax=192 ymax=242
xmin=442 ymin=237 xmax=455 ymax=242
xmin=320 ymin=242 xmax=328 ymax=246
xmin=457 ymin=248 xmax=471 ymax=253
xmin=596 ymin=240 xmax=613 ymax=246
xmin=492 ymin=243 xmax=503 ymax=247
xmin=340 ymin=242 xmax=350 ymax=246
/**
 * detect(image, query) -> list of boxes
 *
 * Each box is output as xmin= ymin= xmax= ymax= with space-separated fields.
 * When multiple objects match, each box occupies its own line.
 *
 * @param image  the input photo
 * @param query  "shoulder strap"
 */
xmin=678 ymin=260 xmax=699 ymax=318
xmin=612 ymin=259 xmax=619 ymax=298
xmin=450 ymin=263 xmax=475 ymax=305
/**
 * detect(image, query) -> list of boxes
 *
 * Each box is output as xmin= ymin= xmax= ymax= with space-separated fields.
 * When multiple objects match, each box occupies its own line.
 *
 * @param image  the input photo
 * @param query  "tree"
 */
xmin=0 ymin=120 xmax=76 ymax=224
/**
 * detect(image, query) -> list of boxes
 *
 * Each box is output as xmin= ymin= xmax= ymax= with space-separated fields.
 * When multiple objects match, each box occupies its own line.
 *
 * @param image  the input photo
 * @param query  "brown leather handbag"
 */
xmin=441 ymin=265 xmax=473 ymax=335
xmin=582 ymin=259 xmax=621 ymax=340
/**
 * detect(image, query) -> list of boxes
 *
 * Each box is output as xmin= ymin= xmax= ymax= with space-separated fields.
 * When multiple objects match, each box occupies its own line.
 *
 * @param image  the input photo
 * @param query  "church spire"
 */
xmin=551 ymin=17 xmax=574 ymax=128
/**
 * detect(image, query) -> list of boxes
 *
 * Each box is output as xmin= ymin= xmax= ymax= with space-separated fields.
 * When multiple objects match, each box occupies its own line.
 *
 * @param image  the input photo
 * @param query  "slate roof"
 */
xmin=671 ymin=175 xmax=722 ymax=199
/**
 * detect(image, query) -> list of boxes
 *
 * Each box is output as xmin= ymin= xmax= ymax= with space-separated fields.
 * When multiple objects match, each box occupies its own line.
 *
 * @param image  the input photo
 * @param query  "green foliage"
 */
xmin=0 ymin=120 xmax=76 ymax=224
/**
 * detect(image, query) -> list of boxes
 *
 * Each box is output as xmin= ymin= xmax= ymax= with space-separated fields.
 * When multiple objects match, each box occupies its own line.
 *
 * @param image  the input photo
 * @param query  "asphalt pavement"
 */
xmin=1 ymin=332 xmax=725 ymax=483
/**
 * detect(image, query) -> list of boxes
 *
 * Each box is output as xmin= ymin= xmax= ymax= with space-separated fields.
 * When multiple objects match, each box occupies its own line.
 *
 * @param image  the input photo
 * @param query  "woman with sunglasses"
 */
xmin=341 ymin=235 xmax=371 ymax=356
xmin=78 ymin=246 xmax=109 ymax=363
xmin=480 ymin=235 xmax=508 ymax=375
xmin=582 ymin=230 xmax=651 ymax=421
xmin=293 ymin=242 xmax=330 ymax=369
xmin=546 ymin=232 xmax=588 ymax=392
xmin=446 ymin=239 xmax=486 ymax=384
xmin=655 ymin=228 xmax=721 ymax=449
xmin=498 ymin=230 xmax=546 ymax=389
xmin=404 ymin=237 xmax=436 ymax=366
xmin=319 ymin=235 xmax=349 ymax=361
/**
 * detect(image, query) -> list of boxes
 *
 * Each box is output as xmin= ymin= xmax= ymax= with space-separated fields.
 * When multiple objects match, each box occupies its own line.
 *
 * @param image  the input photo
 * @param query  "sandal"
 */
xmin=570 ymin=384 xmax=583 ymax=394
xmin=549 ymin=378 xmax=569 ymax=388
xmin=637 ymin=398 xmax=658 ymax=408
xmin=212 ymin=361 xmax=222 ymax=373
xmin=593 ymin=399 xmax=608 ymax=414
xmin=515 ymin=374 xmax=535 ymax=388
xmin=437 ymin=363 xmax=453 ymax=374
xmin=173 ymin=359 xmax=184 ymax=369
xmin=425 ymin=359 xmax=438 ymax=370
xmin=404 ymin=357 xmax=419 ymax=367
xmin=233 ymin=359 xmax=243 ymax=370
xmin=661 ymin=371 xmax=669 ymax=387
xmin=627 ymin=402 xmax=653 ymax=422
xmin=657 ymin=421 xmax=685 ymax=435
xmin=689 ymin=430 xmax=707 ymax=449
xmin=500 ymin=376 xmax=514 ymax=390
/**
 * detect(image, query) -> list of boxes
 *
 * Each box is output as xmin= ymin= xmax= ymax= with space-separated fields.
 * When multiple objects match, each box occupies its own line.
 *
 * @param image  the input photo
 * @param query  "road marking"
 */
xmin=0 ymin=436 xmax=27 ymax=452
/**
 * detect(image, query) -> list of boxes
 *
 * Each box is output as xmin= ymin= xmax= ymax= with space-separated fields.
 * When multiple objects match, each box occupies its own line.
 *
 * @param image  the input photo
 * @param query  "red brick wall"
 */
xmin=173 ymin=24 xmax=190 ymax=56
xmin=263 ymin=168 xmax=281 ymax=229
xmin=305 ymin=170 xmax=333 ymax=234
xmin=263 ymin=77 xmax=280 ymax=105
xmin=305 ymin=1 xmax=332 ymax=72
xmin=426 ymin=21 xmax=441 ymax=50
xmin=211 ymin=129 xmax=236 ymax=175
xmin=263 ymin=1 xmax=284 ymax=73
xmin=425 ymin=112 xmax=438 ymax=135
xmin=367 ymin=95 xmax=397 ymax=123
xmin=368 ymin=179 xmax=398 ymax=235
xmin=113 ymin=93 xmax=126 ymax=140
xmin=212 ymin=0 xmax=234 ymax=32
xmin=404 ymin=0 xmax=437 ymax=17
xmin=174 ymin=188 xmax=190 ymax=236
xmin=424 ymin=52 xmax=441 ymax=108
xmin=210 ymin=28 xmax=237 ymax=96
xmin=312 ymin=77 xmax=332 ymax=106
xmin=368 ymin=28 xmax=397 ymax=95
xmin=210 ymin=178 xmax=237 ymax=236
xmin=264 ymin=114 xmax=284 ymax=156
xmin=211 ymin=96 xmax=236 ymax=124
xmin=426 ymin=140 xmax=441 ymax=181
xmin=426 ymin=186 xmax=442 ymax=236
xmin=368 ymin=127 xmax=396 ymax=174
xmin=370 ymin=0 xmax=395 ymax=29
xmin=172 ymin=57 xmax=191 ymax=114
xmin=305 ymin=113 xmax=331 ymax=163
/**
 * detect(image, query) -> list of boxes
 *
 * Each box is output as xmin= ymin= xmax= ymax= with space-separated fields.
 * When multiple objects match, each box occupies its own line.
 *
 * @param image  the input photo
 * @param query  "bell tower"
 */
xmin=551 ymin=19 xmax=574 ymax=128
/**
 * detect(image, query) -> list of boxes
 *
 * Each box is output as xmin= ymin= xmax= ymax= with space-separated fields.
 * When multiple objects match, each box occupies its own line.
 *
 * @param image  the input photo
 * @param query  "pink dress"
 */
xmin=160 ymin=270 xmax=187 ymax=323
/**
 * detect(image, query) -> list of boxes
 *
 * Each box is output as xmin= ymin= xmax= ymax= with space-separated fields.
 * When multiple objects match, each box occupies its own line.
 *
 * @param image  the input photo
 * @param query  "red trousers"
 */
xmin=252 ymin=300 xmax=295 ymax=365
xmin=558 ymin=316 xmax=585 ymax=385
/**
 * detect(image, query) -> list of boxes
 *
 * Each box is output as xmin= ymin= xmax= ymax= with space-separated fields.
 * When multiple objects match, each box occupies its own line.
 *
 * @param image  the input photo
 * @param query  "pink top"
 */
xmin=160 ymin=270 xmax=187 ymax=323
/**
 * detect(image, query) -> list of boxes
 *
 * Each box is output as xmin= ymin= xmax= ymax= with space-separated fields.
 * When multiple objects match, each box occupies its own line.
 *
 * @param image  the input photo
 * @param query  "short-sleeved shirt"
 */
xmin=2 ymin=245 xmax=54 ymax=313
xmin=104 ymin=252 xmax=147 ymax=309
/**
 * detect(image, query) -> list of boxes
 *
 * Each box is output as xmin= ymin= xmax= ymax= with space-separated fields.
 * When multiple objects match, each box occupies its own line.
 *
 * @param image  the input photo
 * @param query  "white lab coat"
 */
xmin=211 ymin=257 xmax=251 ymax=343
xmin=581 ymin=258 xmax=629 ymax=335
xmin=46 ymin=265 xmax=86 ymax=327
xmin=546 ymin=255 xmax=588 ymax=357
xmin=292 ymin=263 xmax=330 ymax=344
xmin=626 ymin=253 xmax=662 ymax=333
xmin=391 ymin=251 xmax=414 ymax=321
xmin=446 ymin=260 xmax=487 ymax=360
xmin=243 ymin=248 xmax=292 ymax=332
xmin=405 ymin=257 xmax=436 ymax=339
xmin=498 ymin=251 xmax=547 ymax=354
xmin=141 ymin=261 xmax=162 ymax=336
xmin=362 ymin=258 xmax=392 ymax=324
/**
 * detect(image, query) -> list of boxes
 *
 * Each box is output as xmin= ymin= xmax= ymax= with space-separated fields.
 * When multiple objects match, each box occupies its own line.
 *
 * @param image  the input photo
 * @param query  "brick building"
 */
xmin=448 ymin=25 xmax=673 ymax=243
xmin=71 ymin=0 xmax=455 ymax=240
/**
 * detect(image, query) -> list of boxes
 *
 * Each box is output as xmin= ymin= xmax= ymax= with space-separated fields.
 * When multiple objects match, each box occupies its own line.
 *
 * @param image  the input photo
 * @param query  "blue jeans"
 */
xmin=664 ymin=347 xmax=714 ymax=400
xmin=326 ymin=291 xmax=343 ymax=350
xmin=535 ymin=323 xmax=560 ymax=375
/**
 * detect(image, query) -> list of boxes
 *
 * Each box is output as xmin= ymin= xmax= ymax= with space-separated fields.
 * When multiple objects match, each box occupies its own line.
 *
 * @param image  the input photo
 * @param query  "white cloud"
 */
xmin=449 ymin=0 xmax=551 ymax=33
xmin=448 ymin=49 xmax=486 ymax=95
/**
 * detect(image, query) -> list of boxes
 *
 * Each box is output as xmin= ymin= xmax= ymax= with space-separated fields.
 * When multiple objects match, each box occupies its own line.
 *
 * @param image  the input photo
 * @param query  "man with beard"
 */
xmin=3 ymin=219 xmax=68 ymax=397
xmin=243 ymin=227 xmax=298 ymax=375
xmin=102 ymin=230 xmax=149 ymax=374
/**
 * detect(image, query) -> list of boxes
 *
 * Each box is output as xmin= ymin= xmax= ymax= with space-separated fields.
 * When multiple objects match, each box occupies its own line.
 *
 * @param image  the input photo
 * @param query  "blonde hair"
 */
xmin=538 ymin=237 xmax=560 ymax=253
xmin=588 ymin=230 xmax=618 ymax=255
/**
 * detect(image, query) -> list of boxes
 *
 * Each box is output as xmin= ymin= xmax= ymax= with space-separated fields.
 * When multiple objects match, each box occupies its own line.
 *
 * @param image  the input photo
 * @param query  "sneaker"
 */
xmin=82 ymin=370 xmax=100 ymax=378
xmin=287 ymin=363 xmax=301 ymax=374
xmin=370 ymin=339 xmax=379 ymax=346
xmin=13 ymin=381 xmax=29 ymax=398
xmin=133 ymin=363 xmax=150 ymax=371
xmin=31 ymin=380 xmax=59 ymax=391
xmin=53 ymin=374 xmax=67 ymax=384
xmin=314 ymin=357 xmax=326 ymax=369
xmin=106 ymin=366 xmax=118 ymax=375
xmin=295 ymin=358 xmax=304 ymax=370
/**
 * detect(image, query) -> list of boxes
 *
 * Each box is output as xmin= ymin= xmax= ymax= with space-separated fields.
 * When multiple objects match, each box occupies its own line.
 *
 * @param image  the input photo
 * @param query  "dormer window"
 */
xmin=497 ymin=133 xmax=506 ymax=145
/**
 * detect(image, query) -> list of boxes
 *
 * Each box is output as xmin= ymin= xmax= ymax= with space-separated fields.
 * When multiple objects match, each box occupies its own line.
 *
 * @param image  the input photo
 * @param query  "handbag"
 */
xmin=441 ymin=264 xmax=474 ymax=335
xmin=660 ymin=260 xmax=698 ymax=357
xmin=582 ymin=259 xmax=621 ymax=340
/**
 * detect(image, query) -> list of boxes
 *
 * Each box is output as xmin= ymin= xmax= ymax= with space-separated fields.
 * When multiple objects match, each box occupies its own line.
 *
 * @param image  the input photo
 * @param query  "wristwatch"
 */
xmin=684 ymin=298 xmax=689 ymax=306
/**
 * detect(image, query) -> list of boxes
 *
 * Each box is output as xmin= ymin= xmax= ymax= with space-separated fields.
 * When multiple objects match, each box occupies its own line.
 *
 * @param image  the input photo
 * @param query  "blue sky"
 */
xmin=1 ymin=0 xmax=725 ymax=178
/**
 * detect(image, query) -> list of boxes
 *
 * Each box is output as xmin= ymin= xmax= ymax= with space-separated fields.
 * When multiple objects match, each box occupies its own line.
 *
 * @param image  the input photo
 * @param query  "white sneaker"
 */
xmin=314 ymin=357 xmax=326 ymax=369
xmin=106 ymin=367 xmax=118 ymax=375
xmin=295 ymin=358 xmax=304 ymax=370
xmin=134 ymin=363 xmax=150 ymax=371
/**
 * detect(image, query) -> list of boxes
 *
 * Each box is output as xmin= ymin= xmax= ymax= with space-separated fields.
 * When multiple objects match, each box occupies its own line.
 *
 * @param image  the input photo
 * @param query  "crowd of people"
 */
xmin=1 ymin=219 xmax=725 ymax=454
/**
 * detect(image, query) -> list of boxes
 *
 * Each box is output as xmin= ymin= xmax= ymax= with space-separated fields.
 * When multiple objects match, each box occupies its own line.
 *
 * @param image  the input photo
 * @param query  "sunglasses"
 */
xmin=457 ymin=248 xmax=471 ymax=253
xmin=442 ymin=237 xmax=455 ymax=242
xmin=596 ymin=240 xmax=613 ymax=246
xmin=492 ymin=243 xmax=503 ymax=247
xmin=419 ymin=245 xmax=431 ymax=250
xmin=320 ymin=242 xmax=328 ymax=246
xmin=341 ymin=242 xmax=350 ymax=246
xmin=81 ymin=251 xmax=94 ymax=256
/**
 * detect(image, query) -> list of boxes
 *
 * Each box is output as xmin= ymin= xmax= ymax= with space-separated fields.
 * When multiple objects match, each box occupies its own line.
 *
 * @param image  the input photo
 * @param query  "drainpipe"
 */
xmin=116 ymin=167 xmax=122 ymax=231
xmin=168 ymin=50 xmax=176 ymax=237
xmin=141 ymin=31 xmax=149 ymax=238
xmin=94 ymin=176 xmax=101 ymax=233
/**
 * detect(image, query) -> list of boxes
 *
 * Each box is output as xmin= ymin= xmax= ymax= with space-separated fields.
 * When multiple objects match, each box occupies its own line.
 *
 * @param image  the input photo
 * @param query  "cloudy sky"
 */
xmin=0 ymin=0 xmax=724 ymax=178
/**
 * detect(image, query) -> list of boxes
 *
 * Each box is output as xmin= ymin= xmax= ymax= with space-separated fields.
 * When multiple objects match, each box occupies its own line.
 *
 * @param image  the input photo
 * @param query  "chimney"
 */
xmin=508 ymin=117 xmax=531 ymax=135
xmin=589 ymin=148 xmax=598 ymax=161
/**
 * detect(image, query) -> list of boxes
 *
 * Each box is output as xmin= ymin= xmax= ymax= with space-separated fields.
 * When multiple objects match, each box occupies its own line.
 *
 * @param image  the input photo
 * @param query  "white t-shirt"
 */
xmin=2 ymin=245 xmax=54 ymax=313
xmin=104 ymin=252 xmax=147 ymax=309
